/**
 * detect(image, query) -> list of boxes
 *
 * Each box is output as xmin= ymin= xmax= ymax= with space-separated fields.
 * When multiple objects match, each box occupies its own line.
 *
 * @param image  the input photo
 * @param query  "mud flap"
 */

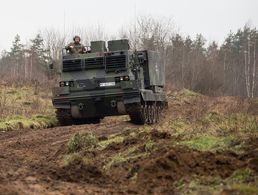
xmin=140 ymin=90 xmax=167 ymax=102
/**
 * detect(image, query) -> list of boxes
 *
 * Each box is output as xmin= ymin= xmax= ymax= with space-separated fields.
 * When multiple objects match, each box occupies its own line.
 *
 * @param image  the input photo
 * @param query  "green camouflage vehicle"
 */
xmin=52 ymin=39 xmax=167 ymax=125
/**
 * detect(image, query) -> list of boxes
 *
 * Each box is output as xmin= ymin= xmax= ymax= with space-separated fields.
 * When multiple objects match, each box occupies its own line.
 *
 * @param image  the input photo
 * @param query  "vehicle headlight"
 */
xmin=59 ymin=81 xmax=74 ymax=87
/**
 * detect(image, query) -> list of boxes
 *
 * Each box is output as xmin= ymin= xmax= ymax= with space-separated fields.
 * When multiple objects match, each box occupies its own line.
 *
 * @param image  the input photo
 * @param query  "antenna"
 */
xmin=63 ymin=11 xmax=66 ymax=41
xmin=134 ymin=4 xmax=137 ymax=51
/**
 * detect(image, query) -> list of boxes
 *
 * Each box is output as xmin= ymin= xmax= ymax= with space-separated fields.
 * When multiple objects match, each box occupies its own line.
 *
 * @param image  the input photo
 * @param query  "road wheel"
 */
xmin=56 ymin=109 xmax=74 ymax=126
xmin=156 ymin=104 xmax=160 ymax=123
xmin=153 ymin=103 xmax=158 ymax=124
xmin=151 ymin=104 xmax=154 ymax=124
xmin=146 ymin=105 xmax=152 ymax=124
xmin=143 ymin=103 xmax=148 ymax=124
xmin=127 ymin=103 xmax=145 ymax=125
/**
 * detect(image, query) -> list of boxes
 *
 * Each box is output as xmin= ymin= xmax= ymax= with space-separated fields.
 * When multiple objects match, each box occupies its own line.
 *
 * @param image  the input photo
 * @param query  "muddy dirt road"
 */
xmin=0 ymin=91 xmax=257 ymax=195
xmin=0 ymin=117 xmax=137 ymax=194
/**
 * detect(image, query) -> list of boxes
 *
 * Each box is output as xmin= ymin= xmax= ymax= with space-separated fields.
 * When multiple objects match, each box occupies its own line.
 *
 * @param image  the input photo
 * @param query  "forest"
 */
xmin=0 ymin=16 xmax=257 ymax=97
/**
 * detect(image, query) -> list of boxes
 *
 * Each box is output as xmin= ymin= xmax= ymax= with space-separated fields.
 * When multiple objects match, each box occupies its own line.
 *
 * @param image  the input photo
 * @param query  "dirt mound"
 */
xmin=50 ymin=158 xmax=107 ymax=184
xmin=238 ymin=137 xmax=258 ymax=173
xmin=150 ymin=129 xmax=171 ymax=140
xmin=132 ymin=147 xmax=243 ymax=194
xmin=105 ymin=129 xmax=171 ymax=152
xmin=53 ymin=126 xmax=257 ymax=194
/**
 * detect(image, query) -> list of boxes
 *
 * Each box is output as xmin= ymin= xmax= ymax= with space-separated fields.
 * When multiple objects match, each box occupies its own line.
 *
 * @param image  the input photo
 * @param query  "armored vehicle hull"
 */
xmin=52 ymin=40 xmax=167 ymax=125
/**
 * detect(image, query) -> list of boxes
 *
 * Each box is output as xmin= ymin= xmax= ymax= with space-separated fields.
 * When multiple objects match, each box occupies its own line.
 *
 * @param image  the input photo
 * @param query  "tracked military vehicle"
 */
xmin=52 ymin=39 xmax=167 ymax=125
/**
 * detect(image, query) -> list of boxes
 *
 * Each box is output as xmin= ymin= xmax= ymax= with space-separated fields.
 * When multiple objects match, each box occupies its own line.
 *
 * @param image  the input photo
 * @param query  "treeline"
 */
xmin=0 ymin=16 xmax=257 ymax=97
xmin=0 ymin=34 xmax=51 ymax=82
xmin=128 ymin=17 xmax=258 ymax=97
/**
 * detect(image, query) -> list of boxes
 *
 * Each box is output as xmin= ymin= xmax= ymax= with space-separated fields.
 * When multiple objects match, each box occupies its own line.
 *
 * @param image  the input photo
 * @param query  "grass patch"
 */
xmin=0 ymin=85 xmax=56 ymax=131
xmin=67 ymin=132 xmax=126 ymax=153
xmin=226 ymin=168 xmax=257 ymax=184
xmin=156 ymin=111 xmax=257 ymax=153
xmin=67 ymin=133 xmax=99 ymax=153
xmin=167 ymin=118 xmax=191 ymax=132
xmin=63 ymin=153 xmax=82 ymax=166
xmin=65 ymin=129 xmax=154 ymax=171
xmin=97 ymin=135 xmax=124 ymax=150
xmin=104 ymin=153 xmax=127 ymax=170
xmin=175 ymin=169 xmax=258 ymax=195
xmin=226 ymin=184 xmax=258 ymax=195
xmin=183 ymin=89 xmax=201 ymax=97
xmin=0 ymin=114 xmax=57 ymax=131
xmin=179 ymin=135 xmax=234 ymax=151
xmin=174 ymin=176 xmax=224 ymax=194
xmin=103 ymin=146 xmax=145 ymax=170
xmin=201 ymin=112 xmax=258 ymax=133
xmin=144 ymin=139 xmax=155 ymax=152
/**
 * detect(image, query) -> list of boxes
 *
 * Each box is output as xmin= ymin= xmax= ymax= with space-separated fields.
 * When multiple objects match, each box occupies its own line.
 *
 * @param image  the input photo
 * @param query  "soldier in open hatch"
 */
xmin=65 ymin=36 xmax=86 ymax=54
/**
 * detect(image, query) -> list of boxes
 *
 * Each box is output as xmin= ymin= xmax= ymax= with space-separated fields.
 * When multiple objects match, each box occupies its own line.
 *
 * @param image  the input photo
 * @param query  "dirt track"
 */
xmin=0 ymin=117 xmax=138 ymax=194
xmin=0 ymin=92 xmax=257 ymax=194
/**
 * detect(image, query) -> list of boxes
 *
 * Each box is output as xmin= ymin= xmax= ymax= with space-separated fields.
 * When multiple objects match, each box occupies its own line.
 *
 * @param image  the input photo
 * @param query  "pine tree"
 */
xmin=9 ymin=34 xmax=24 ymax=79
xmin=30 ymin=34 xmax=50 ymax=64
xmin=30 ymin=34 xmax=50 ymax=80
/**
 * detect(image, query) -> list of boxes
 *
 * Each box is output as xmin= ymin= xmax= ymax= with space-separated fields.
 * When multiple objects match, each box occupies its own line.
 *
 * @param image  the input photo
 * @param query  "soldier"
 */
xmin=65 ymin=36 xmax=86 ymax=54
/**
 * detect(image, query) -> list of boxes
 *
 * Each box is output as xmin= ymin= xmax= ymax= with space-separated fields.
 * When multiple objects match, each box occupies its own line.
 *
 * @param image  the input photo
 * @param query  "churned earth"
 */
xmin=0 ymin=89 xmax=257 ymax=195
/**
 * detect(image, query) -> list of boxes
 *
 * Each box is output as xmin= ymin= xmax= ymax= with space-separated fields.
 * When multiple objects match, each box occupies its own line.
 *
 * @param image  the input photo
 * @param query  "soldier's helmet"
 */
xmin=73 ymin=35 xmax=81 ymax=42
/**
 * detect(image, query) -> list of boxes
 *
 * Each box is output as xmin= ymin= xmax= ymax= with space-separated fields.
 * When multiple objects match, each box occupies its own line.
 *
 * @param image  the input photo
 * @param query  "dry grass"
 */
xmin=0 ymin=83 xmax=57 ymax=131
xmin=0 ymin=84 xmax=53 ymax=117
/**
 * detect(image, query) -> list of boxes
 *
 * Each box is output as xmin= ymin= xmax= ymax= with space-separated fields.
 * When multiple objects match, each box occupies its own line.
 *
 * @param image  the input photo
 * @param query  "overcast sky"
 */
xmin=0 ymin=0 xmax=257 ymax=52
